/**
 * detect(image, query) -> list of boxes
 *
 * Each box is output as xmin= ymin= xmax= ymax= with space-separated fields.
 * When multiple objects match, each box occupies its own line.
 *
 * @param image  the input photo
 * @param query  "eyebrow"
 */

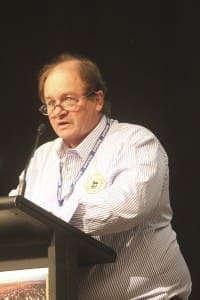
xmin=45 ymin=91 xmax=77 ymax=99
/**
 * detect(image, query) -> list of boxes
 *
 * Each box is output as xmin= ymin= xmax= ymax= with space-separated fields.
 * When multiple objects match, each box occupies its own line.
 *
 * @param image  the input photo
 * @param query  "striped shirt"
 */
xmin=11 ymin=116 xmax=192 ymax=299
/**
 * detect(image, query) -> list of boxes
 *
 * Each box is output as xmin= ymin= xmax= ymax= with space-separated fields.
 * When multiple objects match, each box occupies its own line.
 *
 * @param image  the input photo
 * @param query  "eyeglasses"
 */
xmin=39 ymin=90 xmax=96 ymax=116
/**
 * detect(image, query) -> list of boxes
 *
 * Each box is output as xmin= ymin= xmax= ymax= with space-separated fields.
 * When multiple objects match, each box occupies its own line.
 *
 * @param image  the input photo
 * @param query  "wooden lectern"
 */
xmin=0 ymin=196 xmax=116 ymax=299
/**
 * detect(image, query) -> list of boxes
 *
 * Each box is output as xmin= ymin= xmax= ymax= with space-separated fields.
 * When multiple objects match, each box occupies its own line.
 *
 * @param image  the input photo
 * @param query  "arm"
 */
xmin=69 ymin=127 xmax=168 ymax=235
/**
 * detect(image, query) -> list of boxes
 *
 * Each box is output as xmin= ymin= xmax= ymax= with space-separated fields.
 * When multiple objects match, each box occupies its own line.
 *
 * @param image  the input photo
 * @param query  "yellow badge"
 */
xmin=85 ymin=173 xmax=105 ymax=194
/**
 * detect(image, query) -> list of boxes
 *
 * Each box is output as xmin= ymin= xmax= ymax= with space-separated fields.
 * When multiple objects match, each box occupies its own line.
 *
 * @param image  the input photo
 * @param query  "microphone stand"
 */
xmin=18 ymin=124 xmax=46 ymax=197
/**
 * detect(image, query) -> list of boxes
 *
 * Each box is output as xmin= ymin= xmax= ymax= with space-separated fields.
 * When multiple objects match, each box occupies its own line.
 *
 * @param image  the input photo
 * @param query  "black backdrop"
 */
xmin=0 ymin=1 xmax=199 ymax=299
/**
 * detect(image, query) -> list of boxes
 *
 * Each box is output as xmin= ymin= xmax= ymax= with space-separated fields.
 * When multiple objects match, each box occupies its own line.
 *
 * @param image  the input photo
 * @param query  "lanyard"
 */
xmin=57 ymin=117 xmax=111 ymax=206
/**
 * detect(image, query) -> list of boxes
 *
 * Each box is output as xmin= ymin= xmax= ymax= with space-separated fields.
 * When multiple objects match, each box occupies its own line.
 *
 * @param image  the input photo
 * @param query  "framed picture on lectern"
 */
xmin=0 ymin=267 xmax=48 ymax=299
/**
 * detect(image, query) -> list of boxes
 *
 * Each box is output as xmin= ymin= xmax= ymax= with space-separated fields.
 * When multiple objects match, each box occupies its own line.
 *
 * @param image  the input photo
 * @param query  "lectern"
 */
xmin=0 ymin=196 xmax=116 ymax=300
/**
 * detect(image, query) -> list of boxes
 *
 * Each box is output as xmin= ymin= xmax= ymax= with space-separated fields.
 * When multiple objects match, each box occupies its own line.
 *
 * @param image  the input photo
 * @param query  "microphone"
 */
xmin=18 ymin=123 xmax=46 ymax=197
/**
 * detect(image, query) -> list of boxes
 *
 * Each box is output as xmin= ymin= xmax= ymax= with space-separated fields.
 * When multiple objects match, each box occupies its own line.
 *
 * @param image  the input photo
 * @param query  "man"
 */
xmin=11 ymin=53 xmax=191 ymax=299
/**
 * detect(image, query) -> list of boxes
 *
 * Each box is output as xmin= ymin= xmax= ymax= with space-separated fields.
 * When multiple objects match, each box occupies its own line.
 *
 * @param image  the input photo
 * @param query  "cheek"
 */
xmin=72 ymin=111 xmax=92 ymax=133
xmin=48 ymin=117 xmax=57 ymax=130
xmin=74 ymin=114 xmax=87 ymax=130
xmin=80 ymin=109 xmax=94 ymax=124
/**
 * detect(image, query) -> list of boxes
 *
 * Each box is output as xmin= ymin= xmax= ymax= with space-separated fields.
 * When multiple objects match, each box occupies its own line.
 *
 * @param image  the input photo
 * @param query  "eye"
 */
xmin=47 ymin=99 xmax=56 ymax=107
xmin=63 ymin=96 xmax=75 ymax=102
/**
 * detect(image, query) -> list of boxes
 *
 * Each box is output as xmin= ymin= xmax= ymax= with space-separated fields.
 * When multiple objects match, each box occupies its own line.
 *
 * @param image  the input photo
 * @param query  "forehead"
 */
xmin=44 ymin=61 xmax=85 ymax=95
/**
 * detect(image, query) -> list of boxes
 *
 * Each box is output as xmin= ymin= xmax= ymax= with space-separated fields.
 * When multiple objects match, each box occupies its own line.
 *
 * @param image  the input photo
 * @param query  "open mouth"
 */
xmin=58 ymin=121 xmax=70 ymax=127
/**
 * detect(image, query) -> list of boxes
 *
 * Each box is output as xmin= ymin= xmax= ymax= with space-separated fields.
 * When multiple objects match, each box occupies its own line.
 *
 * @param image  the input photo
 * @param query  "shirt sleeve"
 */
xmin=69 ymin=127 xmax=169 ymax=236
xmin=8 ymin=172 xmax=24 ymax=196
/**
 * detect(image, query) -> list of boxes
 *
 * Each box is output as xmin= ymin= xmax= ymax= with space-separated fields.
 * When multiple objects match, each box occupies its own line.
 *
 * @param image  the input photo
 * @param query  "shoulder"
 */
xmin=36 ymin=137 xmax=60 ymax=151
xmin=33 ymin=137 xmax=61 ymax=160
xmin=106 ymin=119 xmax=168 ymax=158
xmin=109 ymin=119 xmax=159 ymax=144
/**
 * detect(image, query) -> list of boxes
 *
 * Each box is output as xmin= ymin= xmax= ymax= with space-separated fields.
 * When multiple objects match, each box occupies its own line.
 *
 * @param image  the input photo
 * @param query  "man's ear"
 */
xmin=95 ymin=90 xmax=104 ymax=112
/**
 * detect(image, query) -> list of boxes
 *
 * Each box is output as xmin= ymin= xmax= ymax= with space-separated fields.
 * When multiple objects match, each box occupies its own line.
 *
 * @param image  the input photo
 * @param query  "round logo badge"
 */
xmin=85 ymin=173 xmax=106 ymax=194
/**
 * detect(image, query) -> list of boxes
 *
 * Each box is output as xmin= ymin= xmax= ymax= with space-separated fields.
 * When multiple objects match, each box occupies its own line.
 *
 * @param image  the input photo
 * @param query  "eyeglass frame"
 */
xmin=39 ymin=90 xmax=97 ymax=116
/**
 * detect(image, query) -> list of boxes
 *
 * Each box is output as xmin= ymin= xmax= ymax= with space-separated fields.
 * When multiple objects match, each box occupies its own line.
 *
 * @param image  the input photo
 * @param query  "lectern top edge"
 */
xmin=0 ymin=195 xmax=116 ymax=261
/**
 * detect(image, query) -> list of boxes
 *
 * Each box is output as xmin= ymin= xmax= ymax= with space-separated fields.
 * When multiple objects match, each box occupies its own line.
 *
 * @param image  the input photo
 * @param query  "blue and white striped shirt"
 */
xmin=11 ymin=116 xmax=192 ymax=299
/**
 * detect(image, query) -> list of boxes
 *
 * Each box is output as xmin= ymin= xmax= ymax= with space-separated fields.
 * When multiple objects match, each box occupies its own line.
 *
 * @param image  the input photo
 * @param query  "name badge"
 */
xmin=85 ymin=173 xmax=106 ymax=194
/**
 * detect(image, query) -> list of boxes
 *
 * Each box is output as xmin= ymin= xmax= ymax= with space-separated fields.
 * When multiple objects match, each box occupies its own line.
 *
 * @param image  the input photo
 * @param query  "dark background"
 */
xmin=0 ymin=1 xmax=199 ymax=298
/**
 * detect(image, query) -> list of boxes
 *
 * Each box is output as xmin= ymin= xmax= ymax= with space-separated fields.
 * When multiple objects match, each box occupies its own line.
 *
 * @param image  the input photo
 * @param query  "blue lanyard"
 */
xmin=57 ymin=117 xmax=111 ymax=206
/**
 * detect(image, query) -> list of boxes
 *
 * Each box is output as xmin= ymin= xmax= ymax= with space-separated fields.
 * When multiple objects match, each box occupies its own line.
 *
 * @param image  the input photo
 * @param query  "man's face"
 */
xmin=43 ymin=61 xmax=104 ymax=148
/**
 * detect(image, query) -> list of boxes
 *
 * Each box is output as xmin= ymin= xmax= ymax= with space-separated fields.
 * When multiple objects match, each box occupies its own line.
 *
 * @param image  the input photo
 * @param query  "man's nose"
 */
xmin=52 ymin=104 xmax=68 ymax=116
